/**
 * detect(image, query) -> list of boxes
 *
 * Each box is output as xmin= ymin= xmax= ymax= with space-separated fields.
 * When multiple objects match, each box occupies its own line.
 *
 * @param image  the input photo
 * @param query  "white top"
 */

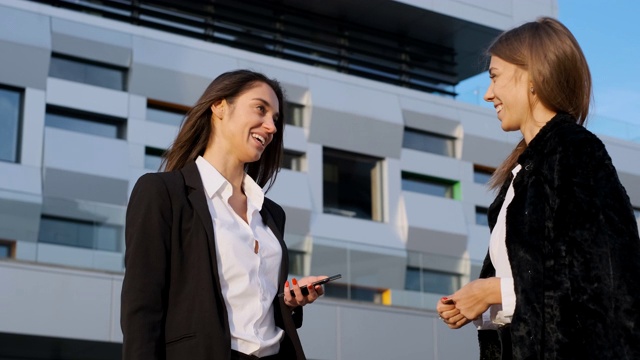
xmin=475 ymin=164 xmax=521 ymax=330
xmin=195 ymin=156 xmax=283 ymax=357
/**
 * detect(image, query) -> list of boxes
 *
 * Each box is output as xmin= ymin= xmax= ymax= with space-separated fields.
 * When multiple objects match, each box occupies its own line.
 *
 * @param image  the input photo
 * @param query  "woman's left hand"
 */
xmin=283 ymin=275 xmax=326 ymax=308
xmin=449 ymin=277 xmax=501 ymax=320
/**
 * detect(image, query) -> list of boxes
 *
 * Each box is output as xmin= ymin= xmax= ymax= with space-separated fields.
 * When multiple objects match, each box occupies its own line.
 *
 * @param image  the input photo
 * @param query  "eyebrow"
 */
xmin=252 ymin=98 xmax=280 ymax=121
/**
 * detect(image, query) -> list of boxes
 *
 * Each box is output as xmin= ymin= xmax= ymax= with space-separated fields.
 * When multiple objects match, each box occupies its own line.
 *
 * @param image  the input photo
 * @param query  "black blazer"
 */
xmin=121 ymin=161 xmax=305 ymax=360
xmin=478 ymin=114 xmax=640 ymax=359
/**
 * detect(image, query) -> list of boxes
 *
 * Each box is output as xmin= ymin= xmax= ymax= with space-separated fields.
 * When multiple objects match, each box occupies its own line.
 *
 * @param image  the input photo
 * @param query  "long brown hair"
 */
xmin=162 ymin=69 xmax=285 ymax=191
xmin=487 ymin=17 xmax=592 ymax=189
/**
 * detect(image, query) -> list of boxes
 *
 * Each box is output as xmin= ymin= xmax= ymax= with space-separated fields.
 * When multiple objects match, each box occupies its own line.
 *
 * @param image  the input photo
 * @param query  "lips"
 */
xmin=251 ymin=133 xmax=266 ymax=146
xmin=495 ymin=104 xmax=503 ymax=113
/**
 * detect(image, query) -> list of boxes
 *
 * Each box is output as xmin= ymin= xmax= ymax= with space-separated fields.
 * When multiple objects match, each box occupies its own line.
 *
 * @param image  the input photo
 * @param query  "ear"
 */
xmin=210 ymin=99 xmax=226 ymax=119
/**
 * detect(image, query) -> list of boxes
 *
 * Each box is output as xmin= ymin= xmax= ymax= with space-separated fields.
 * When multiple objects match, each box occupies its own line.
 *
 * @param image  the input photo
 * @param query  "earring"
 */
xmin=530 ymin=87 xmax=534 ymax=94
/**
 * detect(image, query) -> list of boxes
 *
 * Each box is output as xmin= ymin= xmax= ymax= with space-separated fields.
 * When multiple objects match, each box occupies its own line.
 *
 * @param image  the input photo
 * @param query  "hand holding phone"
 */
xmin=280 ymin=274 xmax=342 ymax=297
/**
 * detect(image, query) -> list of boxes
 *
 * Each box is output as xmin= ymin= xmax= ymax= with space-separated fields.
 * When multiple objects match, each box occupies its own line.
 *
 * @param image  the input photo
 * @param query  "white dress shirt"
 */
xmin=195 ymin=156 xmax=283 ymax=357
xmin=475 ymin=164 xmax=521 ymax=330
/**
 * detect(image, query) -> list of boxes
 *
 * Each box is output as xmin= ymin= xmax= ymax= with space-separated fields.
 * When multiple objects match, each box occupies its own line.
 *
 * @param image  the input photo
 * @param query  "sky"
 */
xmin=457 ymin=0 xmax=640 ymax=142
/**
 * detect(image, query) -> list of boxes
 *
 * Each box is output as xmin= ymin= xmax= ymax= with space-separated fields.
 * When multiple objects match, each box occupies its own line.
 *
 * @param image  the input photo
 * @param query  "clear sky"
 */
xmin=457 ymin=0 xmax=640 ymax=142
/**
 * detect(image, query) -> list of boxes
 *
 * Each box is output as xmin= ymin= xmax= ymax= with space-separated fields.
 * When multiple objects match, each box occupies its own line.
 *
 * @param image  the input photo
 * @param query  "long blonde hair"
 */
xmin=487 ymin=17 xmax=592 ymax=189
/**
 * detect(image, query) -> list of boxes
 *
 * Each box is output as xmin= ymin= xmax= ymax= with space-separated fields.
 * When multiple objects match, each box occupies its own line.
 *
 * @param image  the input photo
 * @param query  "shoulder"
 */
xmin=550 ymin=120 xmax=606 ymax=155
xmin=263 ymin=197 xmax=286 ymax=221
xmin=130 ymin=170 xmax=186 ymax=202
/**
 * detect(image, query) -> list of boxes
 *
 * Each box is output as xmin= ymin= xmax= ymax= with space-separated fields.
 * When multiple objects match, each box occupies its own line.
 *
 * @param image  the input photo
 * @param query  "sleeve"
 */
xmin=499 ymin=277 xmax=516 ymax=318
xmin=545 ymin=133 xmax=640 ymax=357
xmin=121 ymin=174 xmax=173 ymax=360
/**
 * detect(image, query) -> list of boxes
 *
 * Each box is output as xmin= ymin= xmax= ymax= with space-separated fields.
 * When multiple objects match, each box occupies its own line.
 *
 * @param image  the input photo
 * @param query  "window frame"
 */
xmin=0 ymin=239 xmax=17 ymax=259
xmin=473 ymin=164 xmax=495 ymax=185
xmin=284 ymin=102 xmax=305 ymax=127
xmin=402 ymin=127 xmax=456 ymax=157
xmin=49 ymin=53 xmax=128 ymax=91
xmin=45 ymin=106 xmax=127 ymax=139
xmin=322 ymin=147 xmax=384 ymax=221
xmin=405 ymin=266 xmax=461 ymax=295
xmin=0 ymin=84 xmax=23 ymax=163
xmin=38 ymin=215 xmax=123 ymax=253
xmin=146 ymin=99 xmax=189 ymax=127
xmin=401 ymin=171 xmax=460 ymax=199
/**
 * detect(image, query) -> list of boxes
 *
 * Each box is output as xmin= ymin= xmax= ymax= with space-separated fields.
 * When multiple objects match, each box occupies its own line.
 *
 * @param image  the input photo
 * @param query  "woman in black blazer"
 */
xmin=121 ymin=70 xmax=325 ymax=360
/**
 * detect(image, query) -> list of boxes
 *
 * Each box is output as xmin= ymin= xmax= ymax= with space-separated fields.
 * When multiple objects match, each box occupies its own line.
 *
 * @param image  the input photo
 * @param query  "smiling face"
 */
xmin=484 ymin=56 xmax=533 ymax=132
xmin=210 ymin=81 xmax=280 ymax=165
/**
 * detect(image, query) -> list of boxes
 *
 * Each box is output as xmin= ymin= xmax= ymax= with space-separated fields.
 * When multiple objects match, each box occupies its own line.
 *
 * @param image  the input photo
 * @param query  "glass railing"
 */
xmin=290 ymin=236 xmax=471 ymax=312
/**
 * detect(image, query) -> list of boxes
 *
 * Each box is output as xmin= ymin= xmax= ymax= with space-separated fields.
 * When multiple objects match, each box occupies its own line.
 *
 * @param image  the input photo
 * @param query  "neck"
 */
xmin=202 ymin=147 xmax=245 ymax=190
xmin=521 ymin=107 xmax=557 ymax=144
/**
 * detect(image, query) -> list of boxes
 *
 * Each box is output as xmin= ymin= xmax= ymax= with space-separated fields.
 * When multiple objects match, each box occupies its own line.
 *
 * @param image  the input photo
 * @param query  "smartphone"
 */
xmin=280 ymin=274 xmax=342 ymax=297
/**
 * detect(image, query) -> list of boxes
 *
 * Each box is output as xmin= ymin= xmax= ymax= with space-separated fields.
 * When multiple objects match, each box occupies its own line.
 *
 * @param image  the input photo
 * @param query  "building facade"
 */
xmin=1 ymin=0 xmax=638 ymax=359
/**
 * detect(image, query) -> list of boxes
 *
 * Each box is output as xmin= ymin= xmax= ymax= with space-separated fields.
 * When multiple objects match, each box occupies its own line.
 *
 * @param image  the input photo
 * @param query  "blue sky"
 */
xmin=457 ymin=0 xmax=640 ymax=142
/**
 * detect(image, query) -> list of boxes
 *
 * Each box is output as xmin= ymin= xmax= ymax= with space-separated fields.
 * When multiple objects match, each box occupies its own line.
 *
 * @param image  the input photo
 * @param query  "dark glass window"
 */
xmin=49 ymin=53 xmax=127 ymax=90
xmin=39 ymin=215 xmax=122 ymax=252
xmin=473 ymin=165 xmax=495 ymax=185
xmin=405 ymin=267 xmax=461 ymax=295
xmin=284 ymin=103 xmax=304 ymax=127
xmin=0 ymin=240 xmax=16 ymax=259
xmin=401 ymin=172 xmax=458 ymax=199
xmin=323 ymin=148 xmax=383 ymax=221
xmin=144 ymin=146 xmax=165 ymax=170
xmin=0 ymin=86 xmax=22 ymax=163
xmin=282 ymin=150 xmax=305 ymax=171
xmin=146 ymin=100 xmax=187 ymax=126
xmin=476 ymin=206 xmax=489 ymax=226
xmin=45 ymin=107 xmax=126 ymax=139
xmin=403 ymin=128 xmax=455 ymax=157
xmin=288 ymin=249 xmax=305 ymax=276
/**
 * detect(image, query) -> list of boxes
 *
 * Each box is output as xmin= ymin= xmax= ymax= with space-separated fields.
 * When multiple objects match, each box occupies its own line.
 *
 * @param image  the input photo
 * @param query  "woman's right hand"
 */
xmin=436 ymin=297 xmax=471 ymax=329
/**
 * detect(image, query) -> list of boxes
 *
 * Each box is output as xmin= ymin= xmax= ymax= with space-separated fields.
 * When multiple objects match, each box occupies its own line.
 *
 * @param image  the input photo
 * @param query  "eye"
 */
xmin=257 ymin=105 xmax=266 ymax=114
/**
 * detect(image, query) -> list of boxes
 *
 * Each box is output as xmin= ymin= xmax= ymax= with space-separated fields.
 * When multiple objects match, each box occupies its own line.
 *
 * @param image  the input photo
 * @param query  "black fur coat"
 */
xmin=478 ymin=113 xmax=640 ymax=359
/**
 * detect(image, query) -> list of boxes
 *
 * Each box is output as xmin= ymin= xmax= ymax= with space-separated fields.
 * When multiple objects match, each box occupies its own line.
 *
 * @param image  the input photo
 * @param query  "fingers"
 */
xmin=283 ymin=278 xmax=322 ymax=308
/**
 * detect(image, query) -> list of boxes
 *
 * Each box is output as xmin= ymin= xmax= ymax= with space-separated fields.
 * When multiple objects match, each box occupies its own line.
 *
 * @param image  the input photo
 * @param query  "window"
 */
xmin=0 ymin=239 xmax=16 ymax=259
xmin=405 ymin=267 xmax=461 ymax=295
xmin=284 ymin=102 xmax=304 ymax=127
xmin=39 ymin=215 xmax=122 ymax=252
xmin=282 ymin=150 xmax=305 ymax=171
xmin=49 ymin=53 xmax=127 ymax=91
xmin=145 ymin=146 xmax=165 ymax=170
xmin=401 ymin=172 xmax=460 ymax=199
xmin=476 ymin=206 xmax=489 ymax=226
xmin=146 ymin=99 xmax=188 ymax=126
xmin=403 ymin=128 xmax=455 ymax=157
xmin=287 ymin=249 xmax=306 ymax=276
xmin=0 ymin=85 xmax=22 ymax=163
xmin=473 ymin=164 xmax=495 ymax=185
xmin=45 ymin=106 xmax=126 ymax=139
xmin=323 ymin=148 xmax=383 ymax=221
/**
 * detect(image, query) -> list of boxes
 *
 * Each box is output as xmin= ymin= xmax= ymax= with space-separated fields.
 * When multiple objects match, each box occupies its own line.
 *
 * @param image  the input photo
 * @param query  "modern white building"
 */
xmin=1 ymin=0 xmax=638 ymax=359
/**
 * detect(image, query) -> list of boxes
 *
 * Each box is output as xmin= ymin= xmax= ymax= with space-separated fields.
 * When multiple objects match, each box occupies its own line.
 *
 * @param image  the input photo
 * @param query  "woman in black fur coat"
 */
xmin=436 ymin=17 xmax=640 ymax=359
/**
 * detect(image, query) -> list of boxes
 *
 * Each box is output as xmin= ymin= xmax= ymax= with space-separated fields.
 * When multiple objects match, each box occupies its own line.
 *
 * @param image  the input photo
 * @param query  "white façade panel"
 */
xmin=307 ymin=75 xmax=402 ymax=125
xmin=0 ymin=4 xmax=50 ymax=48
xmin=46 ymin=78 xmax=129 ymax=118
xmin=43 ymin=128 xmax=129 ymax=180
xmin=131 ymin=36 xmax=238 ymax=77
xmin=51 ymin=17 xmax=132 ymax=67
xmin=0 ymin=261 xmax=120 ymax=342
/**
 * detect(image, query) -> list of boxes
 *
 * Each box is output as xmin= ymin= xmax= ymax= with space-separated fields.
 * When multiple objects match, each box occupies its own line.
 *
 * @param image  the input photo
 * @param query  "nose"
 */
xmin=263 ymin=116 xmax=277 ymax=134
xmin=483 ymin=83 xmax=494 ymax=102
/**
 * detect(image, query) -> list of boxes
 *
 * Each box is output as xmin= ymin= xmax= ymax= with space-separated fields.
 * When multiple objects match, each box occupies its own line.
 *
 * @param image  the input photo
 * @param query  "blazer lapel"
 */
xmin=181 ymin=162 xmax=227 ymax=308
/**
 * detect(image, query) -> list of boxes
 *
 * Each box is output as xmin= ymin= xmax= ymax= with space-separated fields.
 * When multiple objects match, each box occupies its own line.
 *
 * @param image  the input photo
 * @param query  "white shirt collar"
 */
xmin=195 ymin=156 xmax=264 ymax=211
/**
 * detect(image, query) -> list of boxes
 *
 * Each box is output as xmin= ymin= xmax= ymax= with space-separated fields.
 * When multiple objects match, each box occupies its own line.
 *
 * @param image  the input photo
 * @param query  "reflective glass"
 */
xmin=49 ymin=55 xmax=126 ymax=91
xmin=0 ymin=87 xmax=21 ymax=162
